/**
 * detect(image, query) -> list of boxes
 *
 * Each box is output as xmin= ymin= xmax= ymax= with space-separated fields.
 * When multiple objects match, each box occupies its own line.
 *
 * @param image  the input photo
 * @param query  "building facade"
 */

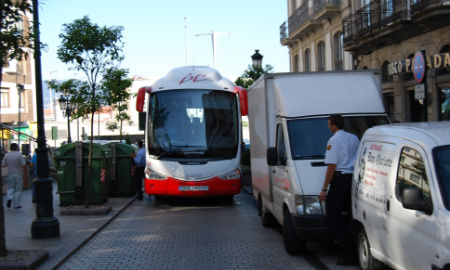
xmin=280 ymin=0 xmax=450 ymax=123
xmin=343 ymin=0 xmax=450 ymax=122
xmin=280 ymin=0 xmax=354 ymax=72
xmin=1 ymin=9 xmax=36 ymax=151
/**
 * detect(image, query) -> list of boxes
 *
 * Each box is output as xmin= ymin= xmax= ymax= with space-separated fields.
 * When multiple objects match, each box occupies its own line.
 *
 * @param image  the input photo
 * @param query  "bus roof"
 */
xmin=151 ymin=66 xmax=236 ymax=92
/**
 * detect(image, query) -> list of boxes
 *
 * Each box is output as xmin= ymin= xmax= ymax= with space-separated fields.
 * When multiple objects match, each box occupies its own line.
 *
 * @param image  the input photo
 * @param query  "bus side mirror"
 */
xmin=236 ymin=86 xmax=248 ymax=116
xmin=136 ymin=86 xmax=151 ymax=112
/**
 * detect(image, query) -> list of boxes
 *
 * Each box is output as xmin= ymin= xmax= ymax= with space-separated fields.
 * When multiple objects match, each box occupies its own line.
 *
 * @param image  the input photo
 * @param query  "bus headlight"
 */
xmin=145 ymin=168 xmax=166 ymax=180
xmin=220 ymin=168 xmax=240 ymax=180
xmin=295 ymin=195 xmax=323 ymax=215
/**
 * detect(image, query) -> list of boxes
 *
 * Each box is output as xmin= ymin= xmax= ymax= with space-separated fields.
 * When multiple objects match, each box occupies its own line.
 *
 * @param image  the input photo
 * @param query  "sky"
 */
xmin=38 ymin=0 xmax=290 ymax=83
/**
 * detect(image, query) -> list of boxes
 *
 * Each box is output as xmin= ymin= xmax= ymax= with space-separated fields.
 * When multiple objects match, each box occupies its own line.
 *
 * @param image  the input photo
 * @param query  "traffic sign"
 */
xmin=413 ymin=50 xmax=426 ymax=83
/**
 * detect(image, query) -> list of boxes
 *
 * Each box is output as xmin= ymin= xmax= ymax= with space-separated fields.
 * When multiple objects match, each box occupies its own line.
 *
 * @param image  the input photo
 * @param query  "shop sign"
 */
xmin=388 ymin=52 xmax=450 ymax=76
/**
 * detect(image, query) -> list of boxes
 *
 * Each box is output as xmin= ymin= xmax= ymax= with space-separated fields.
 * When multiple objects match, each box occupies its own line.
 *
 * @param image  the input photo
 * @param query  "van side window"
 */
xmin=276 ymin=123 xmax=287 ymax=164
xmin=395 ymin=147 xmax=432 ymax=210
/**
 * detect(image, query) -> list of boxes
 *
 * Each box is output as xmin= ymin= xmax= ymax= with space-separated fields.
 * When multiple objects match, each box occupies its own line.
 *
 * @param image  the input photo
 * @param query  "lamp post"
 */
xmin=58 ymin=95 xmax=76 ymax=143
xmin=251 ymin=49 xmax=263 ymax=68
xmin=17 ymin=83 xmax=24 ymax=147
xmin=31 ymin=0 xmax=60 ymax=239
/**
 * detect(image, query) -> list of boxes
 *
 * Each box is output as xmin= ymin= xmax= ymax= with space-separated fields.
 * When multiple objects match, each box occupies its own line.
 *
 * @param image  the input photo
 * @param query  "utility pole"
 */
xmin=195 ymin=30 xmax=232 ymax=68
xmin=184 ymin=17 xmax=189 ymax=65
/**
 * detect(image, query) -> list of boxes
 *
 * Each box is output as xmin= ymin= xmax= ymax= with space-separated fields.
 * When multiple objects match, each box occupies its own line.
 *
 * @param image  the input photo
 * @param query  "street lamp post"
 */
xmin=17 ymin=84 xmax=24 ymax=147
xmin=31 ymin=0 xmax=60 ymax=239
xmin=58 ymin=96 xmax=76 ymax=143
xmin=251 ymin=50 xmax=263 ymax=68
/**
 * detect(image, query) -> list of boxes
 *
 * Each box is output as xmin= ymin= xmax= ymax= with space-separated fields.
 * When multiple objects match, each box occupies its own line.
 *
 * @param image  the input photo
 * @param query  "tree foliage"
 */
xmin=102 ymin=67 xmax=132 ymax=141
xmin=235 ymin=64 xmax=274 ymax=88
xmin=0 ymin=0 xmax=32 ymax=69
xmin=56 ymin=16 xmax=125 ymax=207
xmin=47 ymin=79 xmax=92 ymax=119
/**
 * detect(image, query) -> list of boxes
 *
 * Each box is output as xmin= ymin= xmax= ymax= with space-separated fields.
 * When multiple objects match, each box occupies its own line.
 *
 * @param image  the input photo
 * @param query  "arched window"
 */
xmin=333 ymin=32 xmax=344 ymax=70
xmin=304 ymin=49 xmax=311 ymax=72
xmin=381 ymin=61 xmax=393 ymax=83
xmin=317 ymin=41 xmax=325 ymax=71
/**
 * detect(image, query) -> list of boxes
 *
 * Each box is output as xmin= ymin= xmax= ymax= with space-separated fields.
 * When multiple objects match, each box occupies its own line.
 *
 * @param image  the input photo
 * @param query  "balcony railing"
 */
xmin=343 ymin=0 xmax=410 ymax=43
xmin=280 ymin=21 xmax=287 ymax=43
xmin=343 ymin=0 xmax=450 ymax=51
xmin=411 ymin=0 xmax=450 ymax=14
xmin=285 ymin=0 xmax=340 ymax=39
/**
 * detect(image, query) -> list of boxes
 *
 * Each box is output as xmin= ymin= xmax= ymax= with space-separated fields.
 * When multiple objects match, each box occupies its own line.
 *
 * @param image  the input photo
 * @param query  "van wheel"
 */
xmin=357 ymin=229 xmax=383 ymax=270
xmin=259 ymin=197 xmax=274 ymax=227
xmin=283 ymin=210 xmax=305 ymax=255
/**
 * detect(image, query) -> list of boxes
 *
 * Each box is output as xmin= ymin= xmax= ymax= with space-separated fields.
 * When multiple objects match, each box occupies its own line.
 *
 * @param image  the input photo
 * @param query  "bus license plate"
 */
xmin=179 ymin=186 xmax=209 ymax=191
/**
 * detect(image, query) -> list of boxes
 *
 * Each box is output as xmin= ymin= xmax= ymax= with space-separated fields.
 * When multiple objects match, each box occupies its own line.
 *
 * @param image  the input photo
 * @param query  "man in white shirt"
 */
xmin=319 ymin=114 xmax=359 ymax=265
xmin=2 ymin=143 xmax=27 ymax=209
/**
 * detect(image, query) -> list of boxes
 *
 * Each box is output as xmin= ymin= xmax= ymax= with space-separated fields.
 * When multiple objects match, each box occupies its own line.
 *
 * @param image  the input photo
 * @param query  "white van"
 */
xmin=352 ymin=122 xmax=450 ymax=270
xmin=247 ymin=71 xmax=389 ymax=254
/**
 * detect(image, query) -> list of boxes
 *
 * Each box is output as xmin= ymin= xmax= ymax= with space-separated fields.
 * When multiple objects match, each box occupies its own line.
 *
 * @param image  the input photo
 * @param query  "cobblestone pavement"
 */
xmin=57 ymin=192 xmax=359 ymax=270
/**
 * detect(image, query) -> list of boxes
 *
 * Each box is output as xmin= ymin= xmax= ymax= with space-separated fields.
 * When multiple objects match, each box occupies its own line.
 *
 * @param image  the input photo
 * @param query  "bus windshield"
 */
xmin=147 ymin=89 xmax=239 ymax=160
xmin=287 ymin=115 xmax=389 ymax=160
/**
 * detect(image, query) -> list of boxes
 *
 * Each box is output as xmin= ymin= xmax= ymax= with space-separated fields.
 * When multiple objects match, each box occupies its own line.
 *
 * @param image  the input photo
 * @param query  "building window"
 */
xmin=291 ymin=0 xmax=297 ymax=13
xmin=381 ymin=61 xmax=393 ymax=83
xmin=439 ymin=87 xmax=450 ymax=120
xmin=317 ymin=41 xmax=325 ymax=71
xmin=1 ymin=88 xmax=10 ymax=108
xmin=333 ymin=32 xmax=343 ymax=70
xmin=293 ymin=54 xmax=299 ymax=72
xmin=304 ymin=49 xmax=311 ymax=72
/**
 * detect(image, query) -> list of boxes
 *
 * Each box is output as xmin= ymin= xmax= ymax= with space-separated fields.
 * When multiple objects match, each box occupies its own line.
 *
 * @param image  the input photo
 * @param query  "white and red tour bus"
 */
xmin=136 ymin=66 xmax=248 ymax=197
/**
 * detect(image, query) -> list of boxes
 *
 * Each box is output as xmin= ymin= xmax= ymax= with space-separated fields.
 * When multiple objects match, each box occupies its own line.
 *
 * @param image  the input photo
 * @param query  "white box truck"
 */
xmin=247 ymin=71 xmax=389 ymax=254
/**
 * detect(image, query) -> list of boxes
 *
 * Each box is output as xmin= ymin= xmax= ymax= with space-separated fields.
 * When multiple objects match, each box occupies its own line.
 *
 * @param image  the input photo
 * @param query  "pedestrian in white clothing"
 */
xmin=2 ymin=143 xmax=27 ymax=209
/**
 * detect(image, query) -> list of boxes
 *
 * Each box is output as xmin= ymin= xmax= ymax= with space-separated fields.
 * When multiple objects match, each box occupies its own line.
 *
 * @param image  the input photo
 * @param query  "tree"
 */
xmin=47 ymin=78 xmax=90 ymax=119
xmin=56 ymin=16 xmax=124 ymax=207
xmin=102 ymin=67 xmax=132 ymax=142
xmin=235 ymin=64 xmax=274 ymax=88
xmin=0 ymin=0 xmax=32 ymax=257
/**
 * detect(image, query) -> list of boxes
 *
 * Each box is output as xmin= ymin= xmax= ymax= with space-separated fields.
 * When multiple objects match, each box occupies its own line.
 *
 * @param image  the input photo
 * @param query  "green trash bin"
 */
xmin=107 ymin=142 xmax=136 ymax=197
xmin=54 ymin=142 xmax=111 ymax=206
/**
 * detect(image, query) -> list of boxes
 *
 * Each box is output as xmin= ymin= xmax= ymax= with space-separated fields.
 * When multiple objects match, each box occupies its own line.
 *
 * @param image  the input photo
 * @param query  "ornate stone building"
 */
xmin=280 ymin=0 xmax=450 ymax=122
xmin=342 ymin=0 xmax=449 ymax=122
xmin=280 ymin=0 xmax=353 ymax=72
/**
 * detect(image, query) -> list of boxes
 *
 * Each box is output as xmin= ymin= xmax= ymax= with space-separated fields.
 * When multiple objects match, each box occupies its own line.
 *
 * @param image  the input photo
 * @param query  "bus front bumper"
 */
xmin=144 ymin=177 xmax=241 ymax=197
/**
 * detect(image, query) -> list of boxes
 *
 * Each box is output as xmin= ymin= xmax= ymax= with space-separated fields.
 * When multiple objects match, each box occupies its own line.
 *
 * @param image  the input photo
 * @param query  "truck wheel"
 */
xmin=283 ymin=210 xmax=305 ymax=255
xmin=259 ymin=196 xmax=274 ymax=227
xmin=357 ymin=229 xmax=383 ymax=270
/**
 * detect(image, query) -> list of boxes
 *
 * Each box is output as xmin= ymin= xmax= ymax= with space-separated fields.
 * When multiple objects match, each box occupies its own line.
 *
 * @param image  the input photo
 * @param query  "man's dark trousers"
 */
xmin=325 ymin=171 xmax=355 ymax=261
xmin=135 ymin=166 xmax=145 ymax=199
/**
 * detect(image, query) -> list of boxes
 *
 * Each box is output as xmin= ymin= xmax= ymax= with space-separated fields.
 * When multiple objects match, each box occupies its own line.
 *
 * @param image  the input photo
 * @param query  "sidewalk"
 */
xmin=3 ymin=183 xmax=135 ymax=270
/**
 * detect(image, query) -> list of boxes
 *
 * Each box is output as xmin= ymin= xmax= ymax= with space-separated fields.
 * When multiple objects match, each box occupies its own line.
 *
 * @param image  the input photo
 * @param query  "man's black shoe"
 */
xmin=137 ymin=196 xmax=143 ymax=201
xmin=336 ymin=258 xmax=358 ymax=266
xmin=6 ymin=200 xmax=11 ymax=208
